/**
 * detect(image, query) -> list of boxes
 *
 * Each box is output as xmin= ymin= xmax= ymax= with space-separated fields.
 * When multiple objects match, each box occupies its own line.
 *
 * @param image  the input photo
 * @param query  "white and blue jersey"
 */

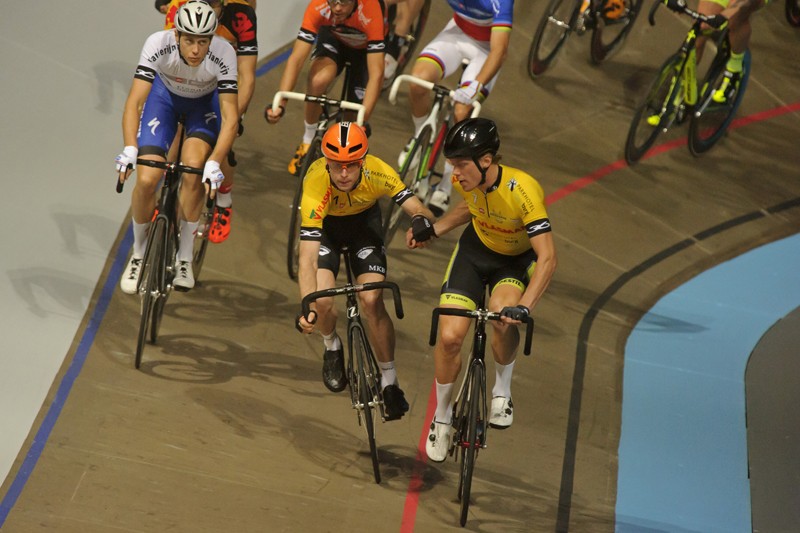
xmin=446 ymin=0 xmax=514 ymax=41
xmin=133 ymin=30 xmax=238 ymax=155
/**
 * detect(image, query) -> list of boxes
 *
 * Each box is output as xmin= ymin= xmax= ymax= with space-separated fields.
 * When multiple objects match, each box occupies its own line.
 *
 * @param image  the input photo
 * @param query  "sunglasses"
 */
xmin=327 ymin=0 xmax=355 ymax=5
xmin=327 ymin=159 xmax=363 ymax=172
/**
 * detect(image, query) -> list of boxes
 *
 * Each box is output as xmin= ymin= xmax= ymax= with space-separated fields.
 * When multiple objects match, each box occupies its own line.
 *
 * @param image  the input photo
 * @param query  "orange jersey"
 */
xmin=298 ymin=0 xmax=386 ymax=52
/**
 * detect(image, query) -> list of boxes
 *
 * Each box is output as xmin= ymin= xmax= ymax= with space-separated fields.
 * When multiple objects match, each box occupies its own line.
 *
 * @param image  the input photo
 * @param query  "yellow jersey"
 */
xmin=452 ymin=165 xmax=551 ymax=256
xmin=300 ymin=154 xmax=413 ymax=232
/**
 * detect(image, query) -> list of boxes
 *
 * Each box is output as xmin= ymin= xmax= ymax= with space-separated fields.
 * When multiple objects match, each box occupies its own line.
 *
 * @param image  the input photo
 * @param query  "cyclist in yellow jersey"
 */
xmin=697 ymin=0 xmax=767 ymax=103
xmin=295 ymin=122 xmax=435 ymax=420
xmin=406 ymin=118 xmax=557 ymax=462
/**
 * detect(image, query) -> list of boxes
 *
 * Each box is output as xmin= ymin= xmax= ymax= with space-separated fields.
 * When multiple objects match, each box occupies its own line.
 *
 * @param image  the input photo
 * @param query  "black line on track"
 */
xmin=555 ymin=196 xmax=800 ymax=532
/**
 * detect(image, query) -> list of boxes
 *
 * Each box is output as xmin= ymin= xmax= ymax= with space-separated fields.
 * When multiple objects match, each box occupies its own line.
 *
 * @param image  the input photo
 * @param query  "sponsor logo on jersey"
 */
xmin=232 ymin=13 xmax=256 ymax=42
xmin=368 ymin=265 xmax=386 ymax=274
xmin=507 ymin=178 xmax=517 ymax=191
xmin=357 ymin=247 xmax=374 ymax=259
xmin=529 ymin=220 xmax=551 ymax=233
xmin=300 ymin=228 xmax=323 ymax=239
xmin=148 ymin=117 xmax=160 ymax=136
xmin=136 ymin=67 xmax=156 ymax=80
xmin=319 ymin=245 xmax=331 ymax=256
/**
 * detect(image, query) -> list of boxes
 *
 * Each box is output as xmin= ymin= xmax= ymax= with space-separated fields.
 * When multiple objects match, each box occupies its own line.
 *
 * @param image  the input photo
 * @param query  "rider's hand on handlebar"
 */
xmin=264 ymin=104 xmax=285 ymax=124
xmin=203 ymin=160 xmax=225 ymax=190
xmin=453 ymin=80 xmax=483 ymax=105
xmin=499 ymin=305 xmax=530 ymax=324
xmin=115 ymin=146 xmax=138 ymax=180
xmin=295 ymin=309 xmax=317 ymax=334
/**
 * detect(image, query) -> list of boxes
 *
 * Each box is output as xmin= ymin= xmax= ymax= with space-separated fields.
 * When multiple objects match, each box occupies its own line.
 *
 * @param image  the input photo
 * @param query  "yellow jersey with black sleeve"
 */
xmin=452 ymin=165 xmax=551 ymax=256
xmin=299 ymin=154 xmax=414 ymax=240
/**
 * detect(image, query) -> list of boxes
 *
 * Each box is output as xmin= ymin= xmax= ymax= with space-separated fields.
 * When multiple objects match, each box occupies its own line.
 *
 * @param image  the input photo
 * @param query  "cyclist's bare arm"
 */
xmin=400 ymin=195 xmax=435 ymax=221
xmin=237 ymin=54 xmax=257 ymax=116
xmin=475 ymin=29 xmax=510 ymax=87
xmin=119 ymin=79 xmax=153 ymax=180
xmin=265 ymin=39 xmax=313 ymax=123
xmin=363 ymin=52 xmax=386 ymax=121
xmin=208 ymin=92 xmax=239 ymax=165
xmin=297 ymin=239 xmax=322 ymax=332
xmin=517 ymin=231 xmax=557 ymax=313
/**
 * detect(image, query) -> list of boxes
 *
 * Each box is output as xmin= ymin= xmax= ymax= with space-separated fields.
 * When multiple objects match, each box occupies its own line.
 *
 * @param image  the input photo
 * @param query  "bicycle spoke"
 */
xmin=528 ymin=0 xmax=581 ymax=78
xmin=352 ymin=326 xmax=380 ymax=483
xmin=135 ymin=217 xmax=165 ymax=369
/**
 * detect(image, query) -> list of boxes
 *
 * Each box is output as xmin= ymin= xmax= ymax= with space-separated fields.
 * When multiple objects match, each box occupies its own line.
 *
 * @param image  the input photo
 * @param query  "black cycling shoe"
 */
xmin=382 ymin=384 xmax=410 ymax=421
xmin=322 ymin=348 xmax=347 ymax=392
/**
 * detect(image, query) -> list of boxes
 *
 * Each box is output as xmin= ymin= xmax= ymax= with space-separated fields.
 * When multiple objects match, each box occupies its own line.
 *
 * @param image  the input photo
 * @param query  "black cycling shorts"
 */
xmin=318 ymin=204 xmax=387 ymax=278
xmin=440 ymin=223 xmax=537 ymax=309
xmin=311 ymin=26 xmax=369 ymax=104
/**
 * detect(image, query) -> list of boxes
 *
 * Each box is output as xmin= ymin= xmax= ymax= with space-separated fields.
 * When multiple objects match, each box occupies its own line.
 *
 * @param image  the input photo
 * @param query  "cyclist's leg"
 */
xmin=697 ymin=0 xmax=726 ymax=63
xmin=409 ymin=20 xmax=465 ymax=125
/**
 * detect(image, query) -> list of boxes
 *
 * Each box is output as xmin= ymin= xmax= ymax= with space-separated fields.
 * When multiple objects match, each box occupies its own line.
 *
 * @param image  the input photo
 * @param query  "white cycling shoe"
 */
xmin=428 ymin=190 xmax=450 ymax=217
xmin=173 ymin=260 xmax=195 ymax=291
xmin=120 ymin=256 xmax=143 ymax=295
xmin=426 ymin=419 xmax=454 ymax=462
xmin=489 ymin=397 xmax=513 ymax=429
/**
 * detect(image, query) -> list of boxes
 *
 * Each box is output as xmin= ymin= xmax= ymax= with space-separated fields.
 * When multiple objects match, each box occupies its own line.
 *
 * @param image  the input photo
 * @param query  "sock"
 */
xmin=492 ymin=359 xmax=516 ymax=399
xmin=216 ymin=184 xmax=232 ymax=209
xmin=321 ymin=330 xmax=342 ymax=351
xmin=378 ymin=360 xmax=397 ymax=389
xmin=437 ymin=162 xmax=454 ymax=196
xmin=412 ymin=114 xmax=427 ymax=136
xmin=434 ymin=380 xmax=454 ymax=425
xmin=302 ymin=121 xmax=316 ymax=145
xmin=132 ymin=220 xmax=149 ymax=258
xmin=177 ymin=220 xmax=199 ymax=262
xmin=726 ymin=51 xmax=745 ymax=74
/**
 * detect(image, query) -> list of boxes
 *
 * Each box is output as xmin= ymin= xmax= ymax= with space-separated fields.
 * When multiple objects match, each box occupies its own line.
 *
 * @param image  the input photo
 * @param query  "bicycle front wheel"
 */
xmin=590 ymin=0 xmax=643 ymax=63
xmin=352 ymin=326 xmax=380 ymax=484
xmin=458 ymin=361 xmax=485 ymax=527
xmin=383 ymin=125 xmax=432 ymax=245
xmin=787 ymin=0 xmax=800 ymax=26
xmin=528 ymin=0 xmax=582 ymax=78
xmin=192 ymin=196 xmax=215 ymax=281
xmin=135 ymin=217 xmax=166 ymax=369
xmin=625 ymin=53 xmax=684 ymax=164
xmin=688 ymin=50 xmax=750 ymax=156
xmin=150 ymin=218 xmax=174 ymax=344
xmin=287 ymin=138 xmax=320 ymax=280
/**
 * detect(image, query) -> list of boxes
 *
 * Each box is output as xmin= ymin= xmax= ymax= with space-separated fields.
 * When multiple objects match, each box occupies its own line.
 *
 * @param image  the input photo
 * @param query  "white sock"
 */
xmin=434 ymin=379 xmax=454 ymax=425
xmin=378 ymin=360 xmax=397 ymax=389
xmin=412 ymin=114 xmax=426 ymax=136
xmin=492 ymin=359 xmax=516 ymax=399
xmin=437 ymin=162 xmax=454 ymax=196
xmin=216 ymin=190 xmax=232 ymax=209
xmin=177 ymin=220 xmax=199 ymax=262
xmin=302 ymin=121 xmax=316 ymax=145
xmin=321 ymin=330 xmax=341 ymax=351
xmin=132 ymin=220 xmax=150 ymax=258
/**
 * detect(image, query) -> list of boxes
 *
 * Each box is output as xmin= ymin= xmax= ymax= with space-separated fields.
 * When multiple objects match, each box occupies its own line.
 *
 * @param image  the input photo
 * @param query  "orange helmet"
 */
xmin=321 ymin=122 xmax=368 ymax=163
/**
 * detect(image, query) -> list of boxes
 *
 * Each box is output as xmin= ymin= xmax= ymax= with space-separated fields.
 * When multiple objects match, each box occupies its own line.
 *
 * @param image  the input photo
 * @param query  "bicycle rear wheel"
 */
xmin=383 ymin=126 xmax=432 ymax=245
xmin=135 ymin=217 xmax=166 ymax=369
xmin=352 ymin=326 xmax=380 ymax=484
xmin=688 ymin=50 xmax=750 ymax=156
xmin=528 ymin=0 xmax=582 ymax=78
xmin=287 ymin=138 xmax=320 ymax=280
xmin=458 ymin=361 xmax=485 ymax=526
xmin=590 ymin=0 xmax=643 ymax=63
xmin=625 ymin=53 xmax=684 ymax=164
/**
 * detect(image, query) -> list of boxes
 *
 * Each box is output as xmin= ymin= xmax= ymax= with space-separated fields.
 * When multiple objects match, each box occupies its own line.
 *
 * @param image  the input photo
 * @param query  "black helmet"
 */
xmin=444 ymin=117 xmax=500 ymax=160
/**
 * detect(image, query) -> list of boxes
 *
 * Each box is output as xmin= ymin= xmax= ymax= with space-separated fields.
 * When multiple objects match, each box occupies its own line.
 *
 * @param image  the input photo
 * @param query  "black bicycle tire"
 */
xmin=688 ymin=50 xmax=750 ymax=156
xmin=786 ymin=0 xmax=800 ymax=26
xmin=590 ymin=0 xmax=643 ymax=64
xmin=353 ymin=326 xmax=380 ymax=484
xmin=135 ymin=217 xmax=164 ymax=369
xmin=383 ymin=125 xmax=432 ymax=245
xmin=459 ymin=362 xmax=482 ymax=526
xmin=150 ymin=217 xmax=174 ymax=344
xmin=624 ymin=53 xmax=684 ymax=164
xmin=287 ymin=138 xmax=320 ymax=280
xmin=528 ymin=0 xmax=581 ymax=79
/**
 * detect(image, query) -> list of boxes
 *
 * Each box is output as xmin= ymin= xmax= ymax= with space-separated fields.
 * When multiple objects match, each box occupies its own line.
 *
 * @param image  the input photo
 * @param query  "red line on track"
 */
xmin=399 ymin=101 xmax=799 ymax=530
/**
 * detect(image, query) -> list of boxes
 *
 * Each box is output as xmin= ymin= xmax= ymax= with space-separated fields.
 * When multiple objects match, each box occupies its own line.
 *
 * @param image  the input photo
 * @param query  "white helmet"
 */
xmin=175 ymin=0 xmax=218 ymax=36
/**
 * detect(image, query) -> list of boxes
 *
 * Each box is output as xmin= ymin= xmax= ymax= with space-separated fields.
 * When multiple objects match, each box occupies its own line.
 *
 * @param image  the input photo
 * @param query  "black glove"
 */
xmin=663 ymin=0 xmax=687 ymax=11
xmin=705 ymin=14 xmax=728 ymax=29
xmin=499 ymin=305 xmax=529 ymax=322
xmin=411 ymin=215 xmax=436 ymax=243
xmin=237 ymin=116 xmax=245 ymax=136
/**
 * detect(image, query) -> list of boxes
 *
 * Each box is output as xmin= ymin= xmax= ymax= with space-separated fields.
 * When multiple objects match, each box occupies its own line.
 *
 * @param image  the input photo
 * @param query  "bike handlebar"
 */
xmin=389 ymin=74 xmax=482 ymax=118
xmin=272 ymin=91 xmax=366 ymax=126
xmin=301 ymin=281 xmax=404 ymax=320
xmin=428 ymin=307 xmax=534 ymax=356
xmin=650 ymin=0 xmax=728 ymax=27
xmin=116 ymin=159 xmax=205 ymax=193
